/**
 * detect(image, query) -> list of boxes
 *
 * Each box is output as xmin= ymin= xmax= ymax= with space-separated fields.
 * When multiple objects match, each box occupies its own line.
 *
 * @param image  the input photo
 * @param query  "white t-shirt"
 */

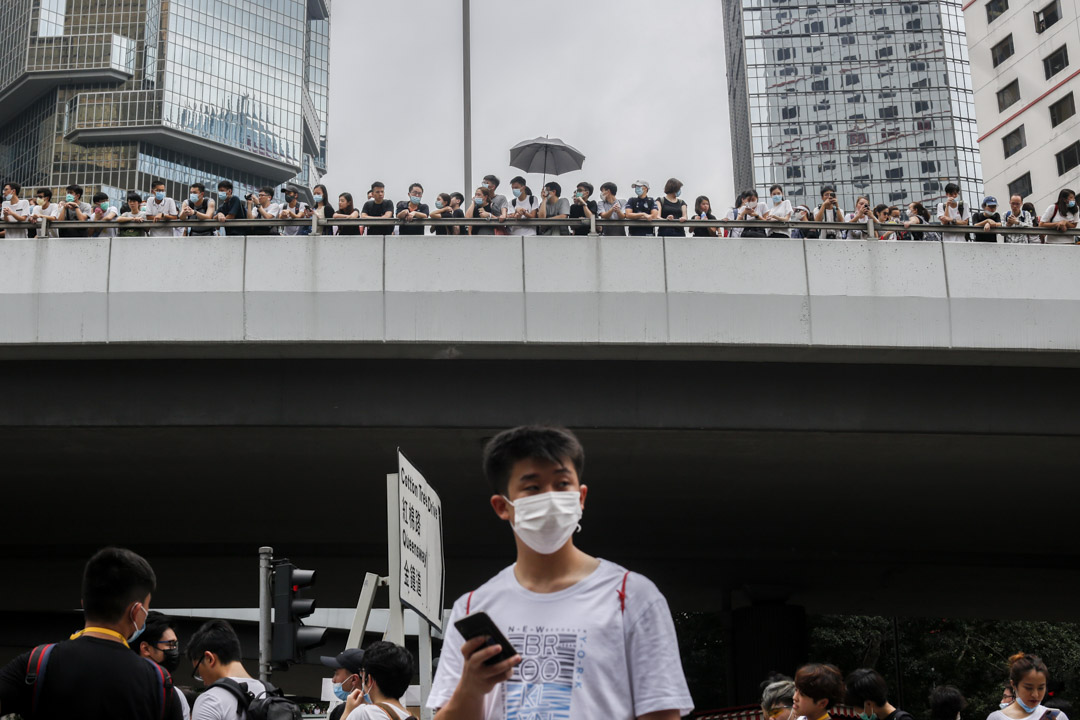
xmin=936 ymin=200 xmax=971 ymax=242
xmin=986 ymin=706 xmax=1070 ymax=720
xmin=278 ymin=201 xmax=309 ymax=236
xmin=428 ymin=559 xmax=694 ymax=720
xmin=763 ymin=198 xmax=793 ymax=237
xmin=1041 ymin=203 xmax=1079 ymax=244
xmin=31 ymin=202 xmax=63 ymax=236
xmin=3 ymin=198 xmax=31 ymax=222
xmin=813 ymin=204 xmax=845 ymax=239
xmin=91 ymin=207 xmax=120 ymax=238
xmin=191 ymin=677 xmax=266 ymax=720
xmin=346 ymin=701 xmax=413 ymax=720
xmin=144 ymin=196 xmax=181 ymax=237
xmin=508 ymin=195 xmax=540 ymax=236
xmin=844 ymin=211 xmax=871 ymax=239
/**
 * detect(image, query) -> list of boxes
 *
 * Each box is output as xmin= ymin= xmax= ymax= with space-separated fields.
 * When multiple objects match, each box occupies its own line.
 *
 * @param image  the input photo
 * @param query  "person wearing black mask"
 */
xmin=133 ymin=611 xmax=191 ymax=720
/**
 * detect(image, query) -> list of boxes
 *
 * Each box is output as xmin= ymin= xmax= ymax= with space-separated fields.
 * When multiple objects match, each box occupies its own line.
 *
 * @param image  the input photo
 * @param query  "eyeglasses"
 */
xmin=155 ymin=640 xmax=179 ymax=650
xmin=192 ymin=655 xmax=205 ymax=682
xmin=768 ymin=707 xmax=793 ymax=718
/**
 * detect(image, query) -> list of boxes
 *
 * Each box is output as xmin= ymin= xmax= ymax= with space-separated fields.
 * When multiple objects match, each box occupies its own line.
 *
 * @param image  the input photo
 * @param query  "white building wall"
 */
xmin=965 ymin=0 xmax=1080 ymax=212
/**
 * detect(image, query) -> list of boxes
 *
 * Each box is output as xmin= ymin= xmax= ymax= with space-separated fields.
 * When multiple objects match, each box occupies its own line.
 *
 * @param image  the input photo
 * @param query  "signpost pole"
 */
xmin=419 ymin=620 xmax=435 ymax=720
xmin=345 ymin=572 xmax=385 ymax=649
xmin=258 ymin=546 xmax=273 ymax=683
xmin=385 ymin=473 xmax=406 ymax=645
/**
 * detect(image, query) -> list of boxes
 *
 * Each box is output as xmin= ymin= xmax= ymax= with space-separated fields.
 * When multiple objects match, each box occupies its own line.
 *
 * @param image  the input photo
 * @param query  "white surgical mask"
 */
xmin=503 ymin=491 xmax=583 ymax=554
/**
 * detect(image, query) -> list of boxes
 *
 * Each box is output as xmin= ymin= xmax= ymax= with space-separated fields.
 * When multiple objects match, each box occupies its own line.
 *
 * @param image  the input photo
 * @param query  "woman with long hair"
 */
xmin=986 ymin=653 xmax=1070 ymax=720
xmin=333 ymin=192 xmax=360 ymax=236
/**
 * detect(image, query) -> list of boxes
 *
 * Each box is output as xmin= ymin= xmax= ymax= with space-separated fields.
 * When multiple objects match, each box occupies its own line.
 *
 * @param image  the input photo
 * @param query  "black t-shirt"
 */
xmin=692 ymin=212 xmax=717 ymax=237
xmin=658 ymin=197 xmax=687 ymax=236
xmin=433 ymin=208 xmax=465 ymax=235
xmin=0 ymin=636 xmax=184 ymax=720
xmin=568 ymin=198 xmax=598 ymax=235
xmin=333 ymin=207 xmax=361 ymax=235
xmin=362 ymin=199 xmax=394 ymax=234
xmin=218 ymin=196 xmax=245 ymax=236
xmin=625 ymin=196 xmax=657 ymax=236
xmin=972 ymin=210 xmax=1001 ymax=243
xmin=395 ymin=200 xmax=431 ymax=235
xmin=472 ymin=202 xmax=495 ymax=235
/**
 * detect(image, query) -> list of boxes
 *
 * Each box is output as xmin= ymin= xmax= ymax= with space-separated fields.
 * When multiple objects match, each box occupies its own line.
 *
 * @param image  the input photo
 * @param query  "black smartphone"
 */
xmin=453 ymin=612 xmax=519 ymax=666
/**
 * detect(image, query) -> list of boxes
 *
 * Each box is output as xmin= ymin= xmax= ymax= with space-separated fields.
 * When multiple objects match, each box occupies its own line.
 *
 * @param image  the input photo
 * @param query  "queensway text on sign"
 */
xmin=396 ymin=450 xmax=444 ymax=630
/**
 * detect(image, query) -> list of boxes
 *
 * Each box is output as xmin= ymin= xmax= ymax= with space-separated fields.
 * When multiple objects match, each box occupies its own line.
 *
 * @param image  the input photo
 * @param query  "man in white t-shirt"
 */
xmin=2 ymin=181 xmax=32 ymax=238
xmin=145 ymin=180 xmax=181 ymax=238
xmin=936 ymin=183 xmax=971 ymax=242
xmin=187 ymin=620 xmax=267 ymax=720
xmin=340 ymin=641 xmax=416 ymax=720
xmin=428 ymin=426 xmax=693 ymax=720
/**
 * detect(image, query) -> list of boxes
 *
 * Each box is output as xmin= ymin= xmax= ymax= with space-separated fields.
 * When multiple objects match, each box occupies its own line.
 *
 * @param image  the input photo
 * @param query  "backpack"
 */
xmin=25 ymin=642 xmax=173 ymax=719
xmin=209 ymin=678 xmax=301 ymax=720
xmin=375 ymin=702 xmax=418 ymax=720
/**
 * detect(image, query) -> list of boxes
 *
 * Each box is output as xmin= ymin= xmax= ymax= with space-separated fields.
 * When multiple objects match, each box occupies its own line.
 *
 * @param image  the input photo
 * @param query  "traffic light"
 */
xmin=271 ymin=560 xmax=327 ymax=666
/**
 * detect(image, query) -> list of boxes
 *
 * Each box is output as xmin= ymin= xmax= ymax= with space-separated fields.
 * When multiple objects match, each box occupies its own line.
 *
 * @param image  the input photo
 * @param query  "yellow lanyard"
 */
xmin=70 ymin=627 xmax=130 ymax=648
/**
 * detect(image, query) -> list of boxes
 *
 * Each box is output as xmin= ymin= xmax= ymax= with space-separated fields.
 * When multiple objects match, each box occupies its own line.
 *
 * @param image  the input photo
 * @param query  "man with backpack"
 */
xmin=340 ymin=641 xmax=416 ymax=720
xmin=427 ymin=426 xmax=693 ymax=720
xmin=0 ymin=547 xmax=184 ymax=720
xmin=186 ymin=619 xmax=299 ymax=720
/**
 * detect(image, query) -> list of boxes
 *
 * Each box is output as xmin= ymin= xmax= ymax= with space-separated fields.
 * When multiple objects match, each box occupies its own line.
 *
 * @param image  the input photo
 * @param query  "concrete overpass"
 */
xmin=2 ymin=234 xmax=1080 ymax=697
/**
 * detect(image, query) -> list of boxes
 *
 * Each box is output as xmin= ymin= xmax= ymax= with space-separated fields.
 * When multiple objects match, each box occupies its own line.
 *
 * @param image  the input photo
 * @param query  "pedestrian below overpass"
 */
xmin=929 ymin=685 xmax=967 ymax=720
xmin=762 ymin=677 xmax=797 ymax=720
xmin=844 ymin=668 xmax=914 ymax=720
xmin=427 ymin=425 xmax=694 ymax=720
xmin=132 ymin=611 xmax=192 ymax=720
xmin=986 ymin=654 xmax=1071 ymax=720
xmin=339 ymin=641 xmax=416 ymax=720
xmin=792 ymin=663 xmax=846 ymax=720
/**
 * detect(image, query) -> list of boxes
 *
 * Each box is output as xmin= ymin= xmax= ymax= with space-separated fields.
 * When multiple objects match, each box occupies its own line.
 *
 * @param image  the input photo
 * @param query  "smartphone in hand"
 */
xmin=454 ymin=612 xmax=518 ymax=666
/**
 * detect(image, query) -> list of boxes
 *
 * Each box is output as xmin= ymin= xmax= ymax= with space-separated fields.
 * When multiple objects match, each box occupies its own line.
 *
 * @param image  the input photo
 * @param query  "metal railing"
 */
xmin=3 ymin=216 xmax=1078 ymax=242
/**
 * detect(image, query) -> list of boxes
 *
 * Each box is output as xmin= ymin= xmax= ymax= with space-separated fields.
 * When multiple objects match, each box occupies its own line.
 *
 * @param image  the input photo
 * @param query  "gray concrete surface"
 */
xmin=3 ymin=235 xmax=1080 ymax=357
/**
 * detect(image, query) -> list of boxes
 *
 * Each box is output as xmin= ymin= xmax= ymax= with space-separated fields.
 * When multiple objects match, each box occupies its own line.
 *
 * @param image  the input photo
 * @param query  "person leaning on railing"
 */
xmin=332 ymin=192 xmax=361 ymax=236
xmin=812 ymin=185 xmax=845 ymax=239
xmin=89 ymin=191 xmax=119 ymax=238
xmin=1040 ymin=188 xmax=1078 ymax=244
xmin=116 ymin=192 xmax=149 ymax=237
xmin=430 ymin=192 xmax=465 ymax=235
xmin=1 ymin=181 xmax=31 ymax=239
xmin=215 ymin=180 xmax=245 ymax=235
xmin=246 ymin=186 xmax=281 ymax=236
xmin=692 ymin=195 xmax=718 ymax=237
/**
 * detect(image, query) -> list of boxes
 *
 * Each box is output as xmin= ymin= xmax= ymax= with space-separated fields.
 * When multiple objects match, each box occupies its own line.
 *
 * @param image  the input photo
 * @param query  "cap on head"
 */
xmin=983 ymin=196 xmax=998 ymax=206
xmin=320 ymin=648 xmax=365 ymax=675
xmin=634 ymin=180 xmax=650 ymax=189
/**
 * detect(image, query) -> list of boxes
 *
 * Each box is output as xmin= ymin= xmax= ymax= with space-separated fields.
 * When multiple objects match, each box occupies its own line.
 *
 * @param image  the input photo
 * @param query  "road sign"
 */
xmin=393 ymin=450 xmax=445 ymax=630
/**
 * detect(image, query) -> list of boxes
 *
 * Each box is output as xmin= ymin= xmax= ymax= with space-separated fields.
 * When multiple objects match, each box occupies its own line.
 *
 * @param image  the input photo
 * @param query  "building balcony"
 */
xmin=0 ymin=33 xmax=134 ymax=125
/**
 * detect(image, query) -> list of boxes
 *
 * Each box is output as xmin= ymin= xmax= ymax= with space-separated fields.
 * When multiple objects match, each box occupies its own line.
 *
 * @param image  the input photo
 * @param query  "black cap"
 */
xmin=320 ymin=648 xmax=364 ymax=674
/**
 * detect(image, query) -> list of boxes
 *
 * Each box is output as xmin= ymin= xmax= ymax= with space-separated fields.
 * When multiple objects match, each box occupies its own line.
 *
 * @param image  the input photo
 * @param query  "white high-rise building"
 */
xmin=965 ymin=0 xmax=1079 ymax=211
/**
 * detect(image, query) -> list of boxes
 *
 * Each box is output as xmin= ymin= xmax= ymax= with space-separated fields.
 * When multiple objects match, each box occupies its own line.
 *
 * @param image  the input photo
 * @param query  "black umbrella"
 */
xmin=509 ymin=136 xmax=586 ymax=186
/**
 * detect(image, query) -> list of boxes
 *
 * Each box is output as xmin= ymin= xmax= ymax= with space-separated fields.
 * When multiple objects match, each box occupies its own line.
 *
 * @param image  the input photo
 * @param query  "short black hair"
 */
xmin=742 ymin=188 xmax=758 ymax=201
xmin=186 ymin=619 xmax=242 ymax=664
xmin=218 ymin=180 xmax=233 ymax=191
xmin=845 ymin=668 xmax=888 ymax=707
xmin=482 ymin=426 xmax=585 ymax=494
xmin=361 ymin=641 xmax=414 ymax=699
xmin=151 ymin=180 xmax=166 ymax=191
xmin=134 ymin=610 xmax=175 ymax=655
xmin=483 ymin=174 xmax=500 ymax=188
xmin=795 ymin=664 xmax=845 ymax=708
xmin=600 ymin=182 xmax=618 ymax=195
xmin=37 ymin=187 xmax=53 ymax=200
xmin=929 ymin=685 xmax=967 ymax=720
xmin=409 ymin=183 xmax=423 ymax=194
xmin=820 ymin=185 xmax=836 ymax=198
xmin=510 ymin=176 xmax=527 ymax=187
xmin=82 ymin=547 xmax=156 ymax=623
xmin=577 ymin=182 xmax=594 ymax=196
xmin=944 ymin=182 xmax=960 ymax=195
xmin=371 ymin=181 xmax=385 ymax=190
xmin=873 ymin=204 xmax=889 ymax=217
xmin=4 ymin=182 xmax=22 ymax=195
xmin=544 ymin=181 xmax=561 ymax=198
xmin=450 ymin=192 xmax=465 ymax=204
xmin=92 ymin=191 xmax=109 ymax=204
xmin=190 ymin=182 xmax=205 ymax=193
xmin=127 ymin=192 xmax=143 ymax=205
xmin=259 ymin=186 xmax=275 ymax=197
xmin=66 ymin=184 xmax=84 ymax=198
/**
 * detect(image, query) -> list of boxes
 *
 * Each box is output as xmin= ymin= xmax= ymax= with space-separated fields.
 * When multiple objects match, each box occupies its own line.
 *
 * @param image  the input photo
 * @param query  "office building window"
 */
xmin=914 ymin=100 xmax=932 ymax=113
xmin=1035 ymin=0 xmax=1061 ymax=32
xmin=1002 ymin=126 xmax=1027 ymax=158
xmin=1049 ymin=93 xmax=1075 ymax=127
xmin=997 ymin=80 xmax=1021 ymax=111
xmin=991 ymin=35 xmax=1015 ymax=67
xmin=1057 ymin=141 xmax=1080 ymax=175
xmin=1044 ymin=46 xmax=1069 ymax=79
xmin=921 ymin=161 xmax=939 ymax=173
xmin=986 ymin=0 xmax=1008 ymax=22
xmin=1008 ymin=173 xmax=1032 ymax=198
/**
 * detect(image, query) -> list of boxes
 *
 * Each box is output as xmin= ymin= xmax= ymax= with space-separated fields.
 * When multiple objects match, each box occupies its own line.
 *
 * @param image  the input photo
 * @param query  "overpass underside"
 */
xmin=2 ymin=235 xmax=1080 ymax=626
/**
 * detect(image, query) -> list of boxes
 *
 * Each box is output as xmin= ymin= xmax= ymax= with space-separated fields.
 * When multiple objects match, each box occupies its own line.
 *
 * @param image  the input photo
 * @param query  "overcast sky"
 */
xmin=322 ymin=0 xmax=733 ymax=207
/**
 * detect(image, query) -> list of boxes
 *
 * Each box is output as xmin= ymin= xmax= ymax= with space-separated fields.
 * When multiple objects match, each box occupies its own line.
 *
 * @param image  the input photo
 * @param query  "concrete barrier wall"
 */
xmin=2 ymin=234 xmax=1080 ymax=354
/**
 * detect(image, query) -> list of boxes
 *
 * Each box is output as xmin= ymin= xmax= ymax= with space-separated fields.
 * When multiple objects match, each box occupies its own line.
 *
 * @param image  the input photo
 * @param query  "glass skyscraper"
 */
xmin=0 ymin=0 xmax=329 ymax=202
xmin=724 ymin=0 xmax=982 ymax=211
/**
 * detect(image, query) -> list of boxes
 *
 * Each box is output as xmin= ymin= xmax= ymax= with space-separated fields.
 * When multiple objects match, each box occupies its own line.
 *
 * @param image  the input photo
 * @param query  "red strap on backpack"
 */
xmin=25 ymin=643 xmax=57 ymax=714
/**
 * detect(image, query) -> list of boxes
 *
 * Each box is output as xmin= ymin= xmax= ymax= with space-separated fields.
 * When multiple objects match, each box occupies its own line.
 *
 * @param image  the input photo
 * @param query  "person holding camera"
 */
xmin=813 ymin=185 xmax=845 ymax=239
xmin=246 ymin=186 xmax=281 ymax=235
xmin=278 ymin=187 xmax=311 ymax=236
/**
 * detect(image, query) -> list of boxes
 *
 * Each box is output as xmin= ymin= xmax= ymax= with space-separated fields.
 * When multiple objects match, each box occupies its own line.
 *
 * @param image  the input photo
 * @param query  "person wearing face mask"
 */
xmin=536 ymin=182 xmax=570 ymax=236
xmin=987 ymin=654 xmax=1070 ymax=720
xmin=56 ymin=184 xmax=92 ymax=238
xmin=789 ymin=205 xmax=812 ymax=239
xmin=89 ymin=191 xmax=120 ymax=238
xmin=2 ymin=181 xmax=31 ymax=239
xmin=929 ymin=686 xmax=967 ymax=720
xmin=430 ymin=192 xmax=466 ymax=236
xmin=311 ymin=183 xmax=332 ymax=223
xmin=567 ymin=181 xmax=598 ymax=236
xmin=185 ymin=620 xmax=267 ymax=720
xmin=481 ymin=174 xmax=509 ymax=220
xmin=395 ymin=183 xmax=430 ymax=236
xmin=466 ymin=186 xmax=499 ymax=235
xmin=212 ymin=180 xmax=244 ymax=236
xmin=1040 ymin=188 xmax=1078 ymax=244
xmin=657 ymin=178 xmax=688 ymax=237
xmin=936 ymin=183 xmax=971 ymax=243
xmin=428 ymin=425 xmax=693 ymax=720
xmin=597 ymin=182 xmax=626 ymax=236
xmin=179 ymin=183 xmax=218 ymax=237
xmin=735 ymin=189 xmax=768 ymax=238
xmin=0 ymin=547 xmax=184 ymax=720
xmin=278 ymin=186 xmax=311 ymax=236
xmin=762 ymin=184 xmax=793 ymax=237
xmin=321 ymin=648 xmax=366 ymax=720
xmin=624 ymin=179 xmax=659 ymax=237
xmin=505 ymin=177 xmax=539 ymax=236
xmin=29 ymin=187 xmax=64 ymax=237
xmin=145 ymin=179 xmax=180 ymax=237
xmin=133 ymin=611 xmax=191 ymax=720
xmin=341 ymin=642 xmax=416 ymax=720
xmin=844 ymin=669 xmax=914 ymax=720
xmin=1001 ymin=686 xmax=1017 ymax=709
